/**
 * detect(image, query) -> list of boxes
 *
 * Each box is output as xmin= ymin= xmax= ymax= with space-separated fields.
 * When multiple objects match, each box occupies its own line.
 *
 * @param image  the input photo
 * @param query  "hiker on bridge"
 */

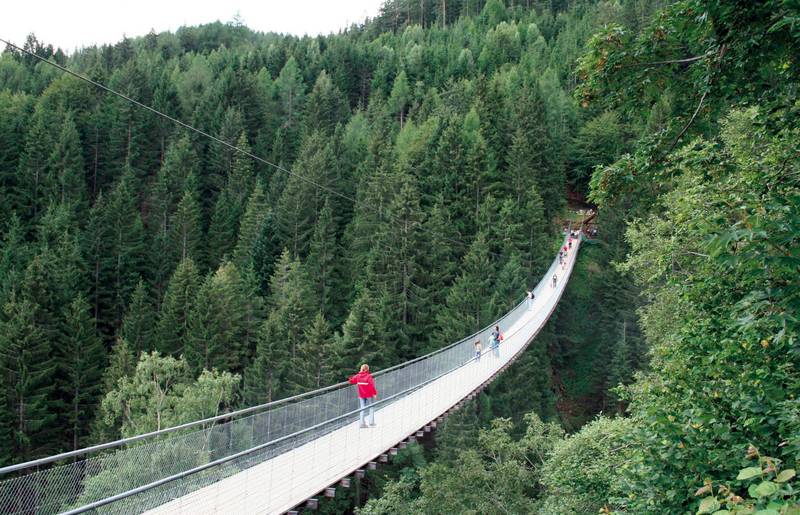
xmin=526 ymin=289 xmax=535 ymax=309
xmin=349 ymin=364 xmax=378 ymax=428
xmin=474 ymin=340 xmax=482 ymax=362
xmin=552 ymin=274 xmax=557 ymax=288
xmin=490 ymin=325 xmax=503 ymax=357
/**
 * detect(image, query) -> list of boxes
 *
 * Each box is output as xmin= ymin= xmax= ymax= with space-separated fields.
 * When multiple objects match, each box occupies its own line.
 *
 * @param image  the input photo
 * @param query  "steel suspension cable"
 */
xmin=0 ymin=37 xmax=511 ymax=261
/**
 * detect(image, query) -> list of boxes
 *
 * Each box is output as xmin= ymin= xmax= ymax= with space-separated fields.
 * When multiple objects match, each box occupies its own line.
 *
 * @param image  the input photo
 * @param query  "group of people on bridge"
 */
xmin=348 ymin=230 xmax=578 ymax=430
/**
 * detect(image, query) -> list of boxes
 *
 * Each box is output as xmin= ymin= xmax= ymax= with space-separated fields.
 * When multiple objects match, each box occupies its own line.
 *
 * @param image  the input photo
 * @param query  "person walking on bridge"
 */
xmin=526 ymin=289 xmax=535 ymax=309
xmin=349 ymin=364 xmax=377 ymax=428
xmin=490 ymin=325 xmax=503 ymax=357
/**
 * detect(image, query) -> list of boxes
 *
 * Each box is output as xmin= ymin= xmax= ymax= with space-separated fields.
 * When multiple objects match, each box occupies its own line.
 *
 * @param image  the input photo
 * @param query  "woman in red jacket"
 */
xmin=349 ymin=364 xmax=378 ymax=428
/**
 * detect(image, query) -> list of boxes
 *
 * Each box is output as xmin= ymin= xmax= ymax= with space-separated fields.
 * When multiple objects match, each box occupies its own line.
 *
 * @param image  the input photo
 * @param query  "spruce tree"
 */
xmin=169 ymin=180 xmax=203 ymax=265
xmin=273 ymin=57 xmax=306 ymax=163
xmin=101 ymin=337 xmax=136 ymax=394
xmin=276 ymin=132 xmax=338 ymax=258
xmin=185 ymin=262 xmax=262 ymax=374
xmin=0 ymin=294 xmax=57 ymax=462
xmin=243 ymin=314 xmax=288 ymax=404
xmin=361 ymin=170 xmax=429 ymax=359
xmin=302 ymin=313 xmax=338 ymax=388
xmin=434 ymin=231 xmax=496 ymax=344
xmin=207 ymin=132 xmax=255 ymax=267
xmin=304 ymin=70 xmax=350 ymax=135
xmin=232 ymin=180 xmax=268 ymax=268
xmin=148 ymin=136 xmax=196 ymax=296
xmin=337 ymin=286 xmax=386 ymax=370
xmin=305 ymin=198 xmax=343 ymax=323
xmin=388 ymin=70 xmax=410 ymax=127
xmin=47 ymin=111 xmax=86 ymax=211
xmin=90 ymin=169 xmax=147 ymax=335
xmin=58 ymin=294 xmax=105 ymax=451
xmin=156 ymin=257 xmax=201 ymax=357
xmin=120 ymin=280 xmax=155 ymax=357
xmin=14 ymin=106 xmax=58 ymax=223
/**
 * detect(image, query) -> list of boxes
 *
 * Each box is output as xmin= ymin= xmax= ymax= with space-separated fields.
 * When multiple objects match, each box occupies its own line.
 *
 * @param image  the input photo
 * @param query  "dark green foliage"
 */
xmin=0 ymin=1 xmax=646 ymax=482
xmin=0 ymin=294 xmax=57 ymax=463
xmin=119 ymin=280 xmax=155 ymax=357
xmin=156 ymin=257 xmax=201 ymax=357
xmin=185 ymin=262 xmax=263 ymax=375
xmin=58 ymin=294 xmax=105 ymax=451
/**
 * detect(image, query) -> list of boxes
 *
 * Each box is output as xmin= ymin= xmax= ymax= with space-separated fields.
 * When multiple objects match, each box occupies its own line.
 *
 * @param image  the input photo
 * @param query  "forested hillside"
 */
xmin=0 ymin=0 xmax=645 ymax=474
xmin=359 ymin=1 xmax=800 ymax=514
xmin=4 ymin=0 xmax=795 ymax=513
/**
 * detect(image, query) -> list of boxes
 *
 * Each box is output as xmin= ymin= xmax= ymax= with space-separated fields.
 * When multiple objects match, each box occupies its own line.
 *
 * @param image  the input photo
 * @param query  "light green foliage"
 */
xmin=694 ymin=447 xmax=799 ymax=515
xmin=360 ymin=413 xmax=562 ymax=515
xmin=539 ymin=416 xmax=632 ymax=514
xmin=97 ymin=351 xmax=238 ymax=437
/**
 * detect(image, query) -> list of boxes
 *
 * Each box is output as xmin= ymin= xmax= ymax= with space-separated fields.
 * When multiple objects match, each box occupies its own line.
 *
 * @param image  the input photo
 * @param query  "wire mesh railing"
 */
xmin=0 ymin=232 xmax=579 ymax=515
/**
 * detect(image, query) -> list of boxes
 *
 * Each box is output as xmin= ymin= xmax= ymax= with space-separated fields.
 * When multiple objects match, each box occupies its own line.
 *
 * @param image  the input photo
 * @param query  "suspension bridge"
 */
xmin=0 ymin=233 xmax=581 ymax=515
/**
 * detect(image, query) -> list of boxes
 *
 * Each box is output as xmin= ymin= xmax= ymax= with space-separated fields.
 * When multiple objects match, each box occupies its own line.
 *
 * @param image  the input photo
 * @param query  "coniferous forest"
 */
xmin=1 ymin=0 xmax=799 ymax=513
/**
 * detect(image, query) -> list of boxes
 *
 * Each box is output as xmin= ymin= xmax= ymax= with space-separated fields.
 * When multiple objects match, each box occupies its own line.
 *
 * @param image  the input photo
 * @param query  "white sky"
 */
xmin=1 ymin=0 xmax=386 ymax=53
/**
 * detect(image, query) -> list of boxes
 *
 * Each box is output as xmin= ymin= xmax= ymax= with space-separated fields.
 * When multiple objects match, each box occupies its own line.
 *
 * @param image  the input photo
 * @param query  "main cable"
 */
xmin=0 ymin=37 xmax=511 ymax=261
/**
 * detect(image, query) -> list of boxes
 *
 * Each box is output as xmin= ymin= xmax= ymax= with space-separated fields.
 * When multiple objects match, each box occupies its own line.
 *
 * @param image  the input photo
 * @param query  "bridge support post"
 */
xmin=325 ymin=487 xmax=336 ymax=498
xmin=306 ymin=498 xmax=318 ymax=510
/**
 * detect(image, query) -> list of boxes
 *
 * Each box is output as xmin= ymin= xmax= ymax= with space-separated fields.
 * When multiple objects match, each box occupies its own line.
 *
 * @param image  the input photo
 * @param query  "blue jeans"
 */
xmin=359 ymin=397 xmax=375 ymax=426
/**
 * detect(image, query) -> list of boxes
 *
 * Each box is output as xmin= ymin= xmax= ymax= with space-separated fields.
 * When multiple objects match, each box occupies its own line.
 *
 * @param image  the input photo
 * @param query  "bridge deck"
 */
xmin=144 ymin=239 xmax=580 ymax=515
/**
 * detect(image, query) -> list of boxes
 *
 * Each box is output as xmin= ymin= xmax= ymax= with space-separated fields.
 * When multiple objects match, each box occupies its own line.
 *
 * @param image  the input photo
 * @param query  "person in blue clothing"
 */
xmin=474 ymin=340 xmax=482 ymax=362
xmin=490 ymin=325 xmax=503 ymax=357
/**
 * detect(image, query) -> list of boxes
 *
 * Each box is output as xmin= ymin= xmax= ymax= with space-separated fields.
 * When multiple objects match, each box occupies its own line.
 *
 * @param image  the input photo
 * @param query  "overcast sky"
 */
xmin=1 ymin=0 xmax=385 ymax=53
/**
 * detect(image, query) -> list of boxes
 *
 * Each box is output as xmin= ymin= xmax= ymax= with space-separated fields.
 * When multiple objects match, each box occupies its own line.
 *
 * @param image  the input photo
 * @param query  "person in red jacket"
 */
xmin=349 ymin=364 xmax=378 ymax=428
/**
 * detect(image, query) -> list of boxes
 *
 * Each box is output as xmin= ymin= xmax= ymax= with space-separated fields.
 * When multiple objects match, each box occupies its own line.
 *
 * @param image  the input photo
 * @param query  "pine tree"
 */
xmin=58 ymin=294 xmax=105 ymax=451
xmin=185 ymin=262 xmax=262 ymax=374
xmin=305 ymin=199 xmax=343 ymax=323
xmin=156 ymin=257 xmax=201 ymax=357
xmin=243 ymin=314 xmax=288 ymax=404
xmin=148 ymin=136 xmax=197 ymax=296
xmin=0 ymin=294 xmax=57 ymax=462
xmin=388 ymin=70 xmax=410 ymax=127
xmin=304 ymin=70 xmax=350 ymax=135
xmin=434 ymin=231 xmax=496 ymax=344
xmin=120 ymin=280 xmax=155 ymax=357
xmin=14 ymin=106 xmax=58 ymax=223
xmin=276 ymin=132 xmax=338 ymax=258
xmin=47 ymin=111 xmax=86 ymax=211
xmin=302 ymin=313 xmax=338 ymax=388
xmin=90 ymin=169 xmax=147 ymax=336
xmin=232 ymin=180 xmax=268 ymax=268
xmin=169 ymin=179 xmax=203 ymax=265
xmin=337 ymin=286 xmax=387 ymax=370
xmin=273 ymin=57 xmax=306 ymax=163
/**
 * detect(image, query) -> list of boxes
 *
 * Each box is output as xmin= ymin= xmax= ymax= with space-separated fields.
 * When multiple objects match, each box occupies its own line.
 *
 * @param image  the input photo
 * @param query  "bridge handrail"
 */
xmin=61 ymin=232 xmax=581 ymax=514
xmin=0 ymin=231 xmax=573 ymax=477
